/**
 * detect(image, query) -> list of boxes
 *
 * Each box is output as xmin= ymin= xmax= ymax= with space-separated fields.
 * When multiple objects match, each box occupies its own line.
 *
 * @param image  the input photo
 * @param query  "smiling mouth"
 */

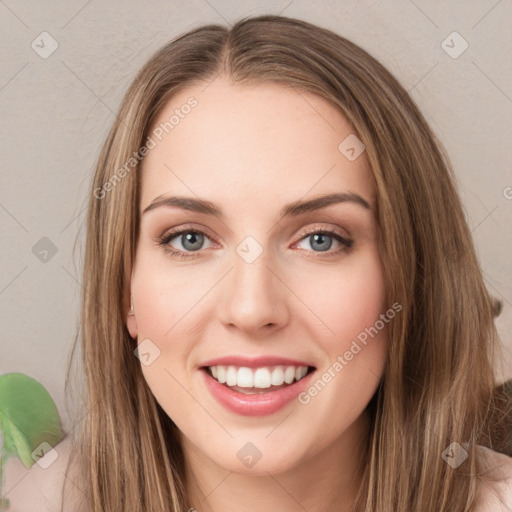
xmin=202 ymin=364 xmax=316 ymax=394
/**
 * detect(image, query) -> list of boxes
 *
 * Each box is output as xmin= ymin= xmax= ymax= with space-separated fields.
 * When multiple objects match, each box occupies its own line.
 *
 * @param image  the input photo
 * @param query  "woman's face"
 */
xmin=127 ymin=79 xmax=388 ymax=475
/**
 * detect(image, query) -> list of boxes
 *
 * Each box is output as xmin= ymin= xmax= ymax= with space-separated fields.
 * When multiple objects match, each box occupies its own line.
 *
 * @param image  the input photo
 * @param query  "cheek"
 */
xmin=297 ymin=250 xmax=389 ymax=405
xmin=300 ymin=249 xmax=387 ymax=353
xmin=133 ymin=270 xmax=198 ymax=424
xmin=131 ymin=256 xmax=214 ymax=406
xmin=293 ymin=258 xmax=388 ymax=437
xmin=131 ymin=254 xmax=205 ymax=340
xmin=307 ymin=250 xmax=388 ymax=405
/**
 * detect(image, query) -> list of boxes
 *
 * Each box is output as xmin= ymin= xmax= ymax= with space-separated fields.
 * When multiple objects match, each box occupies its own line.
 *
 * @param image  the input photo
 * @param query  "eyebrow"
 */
xmin=142 ymin=192 xmax=371 ymax=218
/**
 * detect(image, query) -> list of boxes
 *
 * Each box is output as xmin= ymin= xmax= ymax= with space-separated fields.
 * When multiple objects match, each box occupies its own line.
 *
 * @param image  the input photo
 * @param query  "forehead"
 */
xmin=140 ymin=79 xmax=375 ymax=214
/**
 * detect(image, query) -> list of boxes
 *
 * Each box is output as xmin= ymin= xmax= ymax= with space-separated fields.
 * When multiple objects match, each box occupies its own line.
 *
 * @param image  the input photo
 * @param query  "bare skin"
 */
xmin=127 ymin=78 xmax=388 ymax=512
xmin=6 ymin=79 xmax=512 ymax=512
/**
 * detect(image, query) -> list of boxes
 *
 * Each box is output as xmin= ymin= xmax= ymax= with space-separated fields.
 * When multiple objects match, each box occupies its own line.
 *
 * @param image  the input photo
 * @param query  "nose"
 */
xmin=217 ymin=249 xmax=289 ymax=336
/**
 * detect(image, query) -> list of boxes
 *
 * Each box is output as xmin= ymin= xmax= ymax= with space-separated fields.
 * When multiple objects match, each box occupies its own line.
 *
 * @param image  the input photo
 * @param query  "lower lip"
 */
xmin=201 ymin=368 xmax=315 ymax=416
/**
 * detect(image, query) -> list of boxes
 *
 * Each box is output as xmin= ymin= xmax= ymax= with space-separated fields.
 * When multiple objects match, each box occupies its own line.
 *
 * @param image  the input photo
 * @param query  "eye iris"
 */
xmin=182 ymin=232 xmax=203 ymax=251
xmin=310 ymin=233 xmax=332 ymax=252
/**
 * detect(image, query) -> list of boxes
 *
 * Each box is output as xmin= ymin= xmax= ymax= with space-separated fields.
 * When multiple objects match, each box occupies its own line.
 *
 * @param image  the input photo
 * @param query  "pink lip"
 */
xmin=200 ymin=355 xmax=313 ymax=369
xmin=201 ymin=367 xmax=316 ymax=417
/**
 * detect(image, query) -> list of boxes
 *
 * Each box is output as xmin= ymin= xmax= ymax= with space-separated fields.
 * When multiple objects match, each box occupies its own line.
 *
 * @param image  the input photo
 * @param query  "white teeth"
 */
xmin=253 ymin=368 xmax=272 ymax=388
xmin=237 ymin=367 xmax=253 ymax=387
xmin=284 ymin=366 xmax=295 ymax=384
xmin=226 ymin=366 xmax=237 ymax=386
xmin=271 ymin=366 xmax=285 ymax=385
xmin=207 ymin=364 xmax=310 ymax=389
xmin=295 ymin=367 xmax=308 ymax=380
xmin=217 ymin=365 xmax=226 ymax=384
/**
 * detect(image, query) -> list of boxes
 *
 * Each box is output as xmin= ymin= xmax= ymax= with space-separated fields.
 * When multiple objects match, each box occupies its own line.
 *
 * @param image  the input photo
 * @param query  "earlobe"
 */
xmin=126 ymin=295 xmax=138 ymax=339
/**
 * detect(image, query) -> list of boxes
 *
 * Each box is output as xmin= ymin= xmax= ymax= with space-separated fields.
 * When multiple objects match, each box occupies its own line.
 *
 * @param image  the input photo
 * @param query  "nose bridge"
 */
xmin=218 ymin=236 xmax=288 ymax=332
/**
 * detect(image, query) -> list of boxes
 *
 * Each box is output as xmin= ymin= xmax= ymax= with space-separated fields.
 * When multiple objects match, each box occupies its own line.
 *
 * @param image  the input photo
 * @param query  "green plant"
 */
xmin=0 ymin=372 xmax=64 ymax=511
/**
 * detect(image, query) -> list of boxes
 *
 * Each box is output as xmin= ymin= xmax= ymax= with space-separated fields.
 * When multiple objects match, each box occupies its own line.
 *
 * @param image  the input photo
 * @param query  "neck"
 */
xmin=181 ymin=411 xmax=369 ymax=512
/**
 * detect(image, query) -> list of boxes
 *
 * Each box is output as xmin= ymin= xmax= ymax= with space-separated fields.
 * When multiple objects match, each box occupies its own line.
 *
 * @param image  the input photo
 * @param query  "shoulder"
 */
xmin=473 ymin=445 xmax=512 ymax=511
xmin=3 ymin=438 xmax=85 ymax=512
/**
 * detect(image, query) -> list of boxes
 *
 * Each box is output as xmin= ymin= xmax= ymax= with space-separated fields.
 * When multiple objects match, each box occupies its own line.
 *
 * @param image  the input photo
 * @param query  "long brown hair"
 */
xmin=65 ymin=14 xmax=510 ymax=511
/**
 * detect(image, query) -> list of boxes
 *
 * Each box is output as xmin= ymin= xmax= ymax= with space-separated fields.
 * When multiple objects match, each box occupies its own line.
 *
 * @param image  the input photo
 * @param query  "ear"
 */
xmin=126 ymin=293 xmax=138 ymax=339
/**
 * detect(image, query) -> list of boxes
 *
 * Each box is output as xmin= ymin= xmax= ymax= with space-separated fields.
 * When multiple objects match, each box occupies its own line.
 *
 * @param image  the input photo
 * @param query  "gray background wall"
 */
xmin=1 ymin=0 xmax=511 ymax=431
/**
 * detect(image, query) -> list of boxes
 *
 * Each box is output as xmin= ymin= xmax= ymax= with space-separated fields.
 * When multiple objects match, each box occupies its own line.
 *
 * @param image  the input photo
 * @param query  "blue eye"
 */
xmin=158 ymin=227 xmax=213 ymax=259
xmin=170 ymin=231 xmax=209 ymax=252
xmin=158 ymin=226 xmax=352 ymax=260
xmin=295 ymin=229 xmax=352 ymax=254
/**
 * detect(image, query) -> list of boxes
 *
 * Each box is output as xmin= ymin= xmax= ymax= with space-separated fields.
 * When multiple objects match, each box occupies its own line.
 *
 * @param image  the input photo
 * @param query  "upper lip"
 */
xmin=200 ymin=356 xmax=315 ymax=369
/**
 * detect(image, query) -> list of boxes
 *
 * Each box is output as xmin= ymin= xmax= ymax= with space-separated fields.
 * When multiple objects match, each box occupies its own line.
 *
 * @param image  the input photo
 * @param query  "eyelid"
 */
xmin=157 ymin=222 xmax=352 ymax=258
xmin=159 ymin=223 xmax=218 ymax=242
xmin=159 ymin=222 xmax=349 ymax=244
xmin=293 ymin=223 xmax=349 ymax=242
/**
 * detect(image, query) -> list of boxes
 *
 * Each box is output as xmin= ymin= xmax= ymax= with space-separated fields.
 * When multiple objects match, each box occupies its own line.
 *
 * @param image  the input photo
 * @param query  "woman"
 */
xmin=6 ymin=14 xmax=512 ymax=512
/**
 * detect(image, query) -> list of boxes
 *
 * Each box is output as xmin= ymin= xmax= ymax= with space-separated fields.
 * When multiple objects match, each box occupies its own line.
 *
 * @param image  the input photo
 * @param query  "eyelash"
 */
xmin=157 ymin=225 xmax=353 ymax=260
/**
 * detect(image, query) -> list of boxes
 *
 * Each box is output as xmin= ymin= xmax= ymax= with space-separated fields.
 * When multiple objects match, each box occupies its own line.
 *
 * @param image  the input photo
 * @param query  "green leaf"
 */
xmin=0 ymin=373 xmax=64 ymax=468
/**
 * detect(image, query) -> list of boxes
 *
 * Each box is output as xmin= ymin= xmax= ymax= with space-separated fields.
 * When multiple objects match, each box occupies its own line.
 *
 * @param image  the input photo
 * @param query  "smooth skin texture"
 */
xmin=126 ymin=78 xmax=388 ymax=512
